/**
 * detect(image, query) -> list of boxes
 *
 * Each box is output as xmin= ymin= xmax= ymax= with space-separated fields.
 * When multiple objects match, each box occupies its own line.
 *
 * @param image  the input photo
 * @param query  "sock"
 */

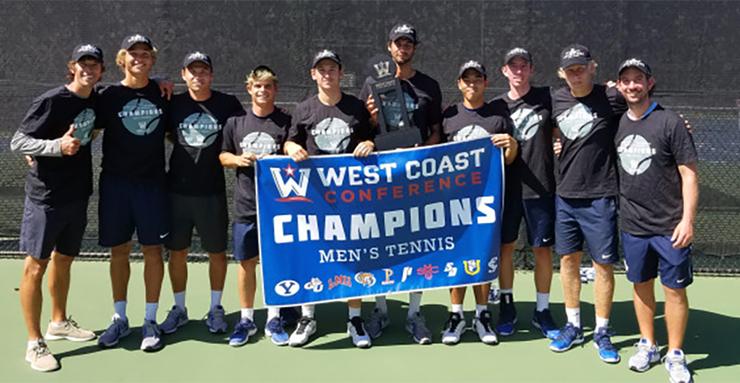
xmin=241 ymin=308 xmax=254 ymax=321
xmin=500 ymin=290 xmax=514 ymax=305
xmin=210 ymin=290 xmax=223 ymax=310
xmin=27 ymin=339 xmax=42 ymax=350
xmin=113 ymin=301 xmax=127 ymax=320
xmin=595 ymin=316 xmax=609 ymax=332
xmin=451 ymin=304 xmax=463 ymax=315
xmin=499 ymin=288 xmax=513 ymax=295
xmin=407 ymin=292 xmax=423 ymax=318
xmin=536 ymin=292 xmax=550 ymax=312
xmin=301 ymin=304 xmax=315 ymax=318
xmin=668 ymin=348 xmax=684 ymax=358
xmin=349 ymin=306 xmax=361 ymax=319
xmin=375 ymin=296 xmax=388 ymax=314
xmin=144 ymin=303 xmax=158 ymax=322
xmin=565 ymin=307 xmax=581 ymax=328
xmin=475 ymin=304 xmax=487 ymax=317
xmin=173 ymin=291 xmax=186 ymax=309
xmin=267 ymin=307 xmax=280 ymax=322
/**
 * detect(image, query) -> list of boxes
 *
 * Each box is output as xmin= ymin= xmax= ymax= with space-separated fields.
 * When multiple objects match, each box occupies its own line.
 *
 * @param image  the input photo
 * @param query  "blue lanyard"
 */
xmin=640 ymin=101 xmax=658 ymax=120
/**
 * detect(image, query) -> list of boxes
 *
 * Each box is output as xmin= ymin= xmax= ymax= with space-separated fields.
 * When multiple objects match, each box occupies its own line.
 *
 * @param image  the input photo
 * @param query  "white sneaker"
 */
xmin=347 ymin=316 xmax=371 ymax=348
xmin=140 ymin=320 xmax=164 ymax=352
xmin=664 ymin=349 xmax=692 ymax=383
xmin=25 ymin=340 xmax=59 ymax=372
xmin=441 ymin=312 xmax=466 ymax=345
xmin=473 ymin=310 xmax=498 ymax=345
xmin=289 ymin=316 xmax=317 ymax=347
xmin=628 ymin=338 xmax=660 ymax=372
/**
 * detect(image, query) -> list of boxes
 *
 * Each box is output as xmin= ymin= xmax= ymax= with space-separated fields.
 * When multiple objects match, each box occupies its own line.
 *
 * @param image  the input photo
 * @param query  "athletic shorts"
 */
xmin=509 ymin=196 xmax=556 ymax=248
xmin=554 ymin=195 xmax=618 ymax=264
xmin=622 ymin=231 xmax=693 ymax=289
xmin=98 ymin=174 xmax=169 ymax=247
xmin=233 ymin=219 xmax=259 ymax=261
xmin=166 ymin=192 xmax=228 ymax=253
xmin=20 ymin=197 xmax=88 ymax=259
xmin=501 ymin=192 xmax=522 ymax=244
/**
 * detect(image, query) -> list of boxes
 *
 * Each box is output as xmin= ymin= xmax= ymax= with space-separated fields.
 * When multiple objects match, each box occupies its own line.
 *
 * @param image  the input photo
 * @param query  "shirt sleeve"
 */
xmin=287 ymin=102 xmax=308 ymax=146
xmin=10 ymin=130 xmax=62 ymax=156
xmin=221 ymin=117 xmax=237 ymax=154
xmin=668 ymin=113 xmax=698 ymax=165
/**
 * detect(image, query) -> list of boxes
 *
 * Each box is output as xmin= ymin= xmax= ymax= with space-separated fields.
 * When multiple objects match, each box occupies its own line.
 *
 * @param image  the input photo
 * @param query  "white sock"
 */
xmin=173 ymin=291 xmax=186 ymax=309
xmin=565 ymin=307 xmax=581 ymax=328
xmin=113 ymin=301 xmax=127 ymax=320
xmin=241 ymin=308 xmax=254 ymax=321
xmin=267 ymin=307 xmax=280 ymax=322
xmin=210 ymin=290 xmax=223 ymax=310
xmin=451 ymin=304 xmax=463 ymax=315
xmin=595 ymin=316 xmax=609 ymax=332
xmin=301 ymin=304 xmax=315 ymax=318
xmin=407 ymin=292 xmax=423 ymax=318
xmin=349 ymin=306 xmax=361 ymax=319
xmin=144 ymin=303 xmax=158 ymax=322
xmin=500 ymin=288 xmax=513 ymax=295
xmin=536 ymin=292 xmax=550 ymax=312
xmin=375 ymin=296 xmax=388 ymax=314
xmin=475 ymin=304 xmax=487 ymax=317
xmin=27 ymin=339 xmax=42 ymax=350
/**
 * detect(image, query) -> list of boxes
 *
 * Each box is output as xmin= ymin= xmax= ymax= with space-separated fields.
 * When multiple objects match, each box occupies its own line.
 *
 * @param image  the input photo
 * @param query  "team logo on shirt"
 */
xmin=240 ymin=132 xmax=280 ymax=155
xmin=118 ymin=98 xmax=163 ymax=136
xmin=311 ymin=117 xmax=352 ymax=154
xmin=511 ymin=107 xmax=542 ymax=141
xmin=180 ymin=112 xmax=221 ymax=148
xmin=72 ymin=108 xmax=96 ymax=145
xmin=557 ymin=103 xmax=596 ymax=140
xmin=453 ymin=125 xmax=489 ymax=142
xmin=617 ymin=134 xmax=656 ymax=175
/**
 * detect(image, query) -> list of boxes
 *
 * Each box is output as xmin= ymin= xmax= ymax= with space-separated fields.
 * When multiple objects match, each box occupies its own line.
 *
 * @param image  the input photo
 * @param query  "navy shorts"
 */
xmin=166 ymin=192 xmax=228 ymax=253
xmin=20 ymin=197 xmax=88 ymax=259
xmin=622 ymin=231 xmax=693 ymax=289
xmin=233 ymin=220 xmax=259 ymax=261
xmin=98 ymin=174 xmax=169 ymax=247
xmin=554 ymin=196 xmax=618 ymax=264
xmin=521 ymin=196 xmax=556 ymax=248
xmin=501 ymin=192 xmax=522 ymax=244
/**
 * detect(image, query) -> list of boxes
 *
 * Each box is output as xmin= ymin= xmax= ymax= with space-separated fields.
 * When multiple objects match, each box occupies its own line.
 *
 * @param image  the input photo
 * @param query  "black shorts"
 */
xmin=166 ymin=192 xmax=228 ymax=253
xmin=20 ymin=197 xmax=88 ymax=259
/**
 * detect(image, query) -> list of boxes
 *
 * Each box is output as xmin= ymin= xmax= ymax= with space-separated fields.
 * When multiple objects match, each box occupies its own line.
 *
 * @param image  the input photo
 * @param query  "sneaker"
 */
xmin=487 ymin=284 xmax=500 ymax=304
xmin=532 ymin=309 xmax=560 ymax=340
xmin=206 ymin=305 xmax=228 ymax=334
xmin=441 ymin=312 xmax=466 ymax=345
xmin=664 ymin=349 xmax=693 ymax=383
xmin=159 ymin=305 xmax=188 ymax=334
xmin=140 ymin=320 xmax=163 ymax=352
xmin=228 ymin=318 xmax=258 ymax=347
xmin=264 ymin=317 xmax=289 ymax=346
xmin=347 ymin=316 xmax=371 ymax=348
xmin=365 ymin=308 xmax=390 ymax=339
xmin=496 ymin=294 xmax=518 ymax=336
xmin=628 ymin=338 xmax=660 ymax=372
xmin=593 ymin=327 xmax=620 ymax=363
xmin=98 ymin=315 xmax=131 ymax=348
xmin=405 ymin=312 xmax=432 ymax=345
xmin=45 ymin=317 xmax=96 ymax=342
xmin=473 ymin=310 xmax=498 ymax=345
xmin=289 ymin=316 xmax=317 ymax=347
xmin=549 ymin=323 xmax=584 ymax=352
xmin=25 ymin=340 xmax=59 ymax=372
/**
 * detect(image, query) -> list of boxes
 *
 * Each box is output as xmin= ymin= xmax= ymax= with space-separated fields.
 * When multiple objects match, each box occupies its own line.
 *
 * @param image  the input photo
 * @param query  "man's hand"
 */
xmin=553 ymin=138 xmax=562 ymax=156
xmin=60 ymin=124 xmax=81 ymax=156
xmin=353 ymin=140 xmax=375 ymax=157
xmin=24 ymin=155 xmax=35 ymax=167
xmin=491 ymin=133 xmax=516 ymax=149
xmin=285 ymin=141 xmax=309 ymax=162
xmin=234 ymin=152 xmax=258 ymax=167
xmin=157 ymin=79 xmax=174 ymax=100
xmin=366 ymin=95 xmax=379 ymax=125
xmin=671 ymin=218 xmax=694 ymax=249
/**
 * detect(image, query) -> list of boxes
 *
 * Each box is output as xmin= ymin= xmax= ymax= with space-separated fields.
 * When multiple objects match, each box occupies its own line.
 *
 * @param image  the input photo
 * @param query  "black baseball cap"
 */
xmin=388 ymin=23 xmax=417 ymax=44
xmin=618 ymin=58 xmax=652 ymax=77
xmin=311 ymin=49 xmax=342 ymax=68
xmin=121 ymin=34 xmax=154 ymax=50
xmin=458 ymin=60 xmax=487 ymax=78
xmin=71 ymin=44 xmax=103 ymax=62
xmin=559 ymin=44 xmax=592 ymax=68
xmin=503 ymin=47 xmax=532 ymax=65
xmin=182 ymin=51 xmax=212 ymax=69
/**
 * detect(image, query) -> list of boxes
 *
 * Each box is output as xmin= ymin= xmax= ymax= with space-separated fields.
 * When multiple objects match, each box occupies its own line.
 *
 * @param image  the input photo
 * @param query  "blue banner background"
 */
xmin=256 ymin=138 xmax=504 ymax=306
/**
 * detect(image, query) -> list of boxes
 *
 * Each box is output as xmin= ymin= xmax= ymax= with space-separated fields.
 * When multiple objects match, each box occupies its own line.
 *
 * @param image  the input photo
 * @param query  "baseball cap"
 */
xmin=388 ymin=23 xmax=417 ymax=44
xmin=182 ymin=51 xmax=212 ymax=69
xmin=559 ymin=44 xmax=592 ymax=68
xmin=458 ymin=60 xmax=487 ymax=78
xmin=311 ymin=49 xmax=342 ymax=68
xmin=503 ymin=47 xmax=532 ymax=65
xmin=71 ymin=44 xmax=103 ymax=62
xmin=121 ymin=34 xmax=154 ymax=50
xmin=618 ymin=58 xmax=652 ymax=77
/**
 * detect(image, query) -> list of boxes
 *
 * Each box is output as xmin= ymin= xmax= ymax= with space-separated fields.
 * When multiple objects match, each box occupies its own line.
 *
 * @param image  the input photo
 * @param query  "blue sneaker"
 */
xmin=549 ymin=323 xmax=584 ymax=352
xmin=98 ymin=315 xmax=131 ymax=348
xmin=593 ymin=327 xmax=620 ymax=363
xmin=228 ymin=318 xmax=257 ymax=347
xmin=265 ymin=317 xmax=289 ymax=346
xmin=532 ymin=309 xmax=560 ymax=340
xmin=160 ymin=305 xmax=188 ymax=334
xmin=495 ymin=294 xmax=517 ymax=336
xmin=206 ymin=305 xmax=228 ymax=334
xmin=140 ymin=320 xmax=164 ymax=352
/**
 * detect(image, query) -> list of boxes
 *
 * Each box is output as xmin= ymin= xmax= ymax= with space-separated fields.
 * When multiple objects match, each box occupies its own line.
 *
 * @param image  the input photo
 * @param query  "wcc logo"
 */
xmin=270 ymin=164 xmax=313 ymax=202
xmin=274 ymin=280 xmax=300 ymax=297
xmin=373 ymin=61 xmax=392 ymax=78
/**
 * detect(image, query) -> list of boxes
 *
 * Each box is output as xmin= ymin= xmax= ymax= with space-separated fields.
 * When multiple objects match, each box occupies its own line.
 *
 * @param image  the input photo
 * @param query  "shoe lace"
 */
xmin=33 ymin=340 xmax=52 ymax=357
xmin=631 ymin=342 xmax=652 ymax=365
xmin=477 ymin=313 xmax=493 ymax=333
xmin=268 ymin=317 xmax=286 ymax=333
xmin=445 ymin=314 xmax=462 ymax=332
xmin=64 ymin=316 xmax=80 ymax=329
xmin=556 ymin=324 xmax=577 ymax=341
xmin=295 ymin=317 xmax=312 ymax=335
xmin=350 ymin=317 xmax=366 ymax=336
xmin=662 ymin=354 xmax=689 ymax=375
xmin=143 ymin=321 xmax=160 ymax=337
xmin=413 ymin=315 xmax=430 ymax=335
xmin=595 ymin=329 xmax=616 ymax=350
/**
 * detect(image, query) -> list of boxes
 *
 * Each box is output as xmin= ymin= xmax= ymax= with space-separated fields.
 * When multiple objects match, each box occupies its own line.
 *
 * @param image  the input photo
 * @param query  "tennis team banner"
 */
xmin=256 ymin=138 xmax=504 ymax=306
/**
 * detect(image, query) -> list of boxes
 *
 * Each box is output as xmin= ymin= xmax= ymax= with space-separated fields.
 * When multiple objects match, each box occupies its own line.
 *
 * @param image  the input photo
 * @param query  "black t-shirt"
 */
xmin=359 ymin=70 xmax=442 ymax=149
xmin=96 ymin=81 xmax=168 ymax=183
xmin=18 ymin=86 xmax=95 ymax=205
xmin=495 ymin=86 xmax=555 ymax=199
xmin=288 ymin=93 xmax=374 ymax=155
xmin=222 ymin=109 xmax=290 ymax=222
xmin=167 ymin=91 xmax=244 ymax=195
xmin=552 ymin=84 xmax=627 ymax=198
xmin=615 ymin=104 xmax=698 ymax=236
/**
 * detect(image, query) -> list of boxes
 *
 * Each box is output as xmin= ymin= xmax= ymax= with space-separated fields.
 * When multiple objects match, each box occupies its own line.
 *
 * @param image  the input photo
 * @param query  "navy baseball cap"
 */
xmin=182 ymin=51 xmax=212 ymax=69
xmin=503 ymin=47 xmax=532 ymax=65
xmin=311 ymin=49 xmax=342 ymax=68
xmin=71 ymin=44 xmax=103 ymax=62
xmin=618 ymin=58 xmax=652 ymax=77
xmin=559 ymin=44 xmax=592 ymax=68
xmin=121 ymin=34 xmax=154 ymax=50
xmin=458 ymin=60 xmax=487 ymax=78
xmin=388 ymin=23 xmax=417 ymax=44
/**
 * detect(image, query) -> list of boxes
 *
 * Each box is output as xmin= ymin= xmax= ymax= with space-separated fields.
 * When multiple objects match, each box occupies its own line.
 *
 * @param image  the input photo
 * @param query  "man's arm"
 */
xmin=671 ymin=162 xmax=699 ymax=249
xmin=10 ymin=125 xmax=80 ymax=157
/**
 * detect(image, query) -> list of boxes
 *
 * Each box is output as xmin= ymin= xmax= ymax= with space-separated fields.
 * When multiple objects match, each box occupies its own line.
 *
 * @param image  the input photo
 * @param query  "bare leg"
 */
xmin=593 ymin=261 xmax=615 ymax=320
xmin=499 ymin=242 xmax=516 ymax=290
xmin=20 ymin=256 xmax=49 ymax=340
xmin=632 ymin=280 xmax=656 ymax=344
xmin=532 ymin=246 xmax=553 ymax=294
xmin=237 ymin=258 xmax=258 ymax=308
xmin=110 ymin=242 xmax=132 ymax=302
xmin=208 ymin=251 xmax=227 ymax=292
xmin=450 ymin=287 xmax=466 ymax=305
xmin=167 ymin=248 xmax=188 ymax=295
xmin=142 ymin=244 xmax=164 ymax=303
xmin=663 ymin=286 xmax=689 ymax=350
xmin=48 ymin=251 xmax=73 ymax=322
xmin=560 ymin=252 xmax=582 ymax=310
